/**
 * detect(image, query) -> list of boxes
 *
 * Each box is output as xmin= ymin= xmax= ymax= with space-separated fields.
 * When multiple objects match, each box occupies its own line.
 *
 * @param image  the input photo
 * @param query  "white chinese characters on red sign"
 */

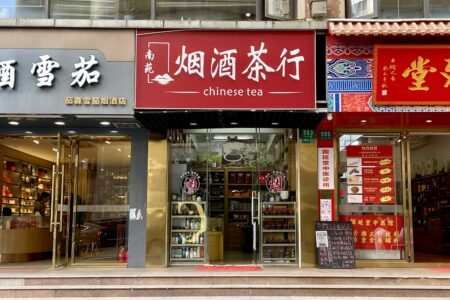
xmin=136 ymin=30 xmax=315 ymax=109
xmin=318 ymin=148 xmax=334 ymax=190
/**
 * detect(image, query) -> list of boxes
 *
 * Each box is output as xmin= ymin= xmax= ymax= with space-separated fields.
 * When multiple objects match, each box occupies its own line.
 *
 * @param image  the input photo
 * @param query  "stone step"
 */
xmin=5 ymin=275 xmax=450 ymax=287
xmin=1 ymin=283 xmax=450 ymax=298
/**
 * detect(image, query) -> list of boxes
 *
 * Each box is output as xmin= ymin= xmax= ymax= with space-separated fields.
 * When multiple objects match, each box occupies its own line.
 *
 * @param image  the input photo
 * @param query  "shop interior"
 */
xmin=410 ymin=134 xmax=450 ymax=263
xmin=0 ymin=136 xmax=131 ymax=266
xmin=169 ymin=128 xmax=298 ymax=265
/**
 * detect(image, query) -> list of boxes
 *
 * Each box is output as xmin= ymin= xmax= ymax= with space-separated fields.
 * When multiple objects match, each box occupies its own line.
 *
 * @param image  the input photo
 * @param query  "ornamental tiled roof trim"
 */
xmin=329 ymin=20 xmax=450 ymax=36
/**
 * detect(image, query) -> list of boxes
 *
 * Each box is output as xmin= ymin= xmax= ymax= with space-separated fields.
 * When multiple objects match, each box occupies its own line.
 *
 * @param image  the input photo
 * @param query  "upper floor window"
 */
xmin=0 ymin=0 xmax=294 ymax=21
xmin=347 ymin=0 xmax=450 ymax=19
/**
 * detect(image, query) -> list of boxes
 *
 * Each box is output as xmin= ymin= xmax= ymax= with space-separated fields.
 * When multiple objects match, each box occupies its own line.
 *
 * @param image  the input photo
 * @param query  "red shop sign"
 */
xmin=135 ymin=30 xmax=316 ymax=109
xmin=339 ymin=215 xmax=404 ymax=250
xmin=346 ymin=145 xmax=393 ymax=158
xmin=374 ymin=45 xmax=450 ymax=106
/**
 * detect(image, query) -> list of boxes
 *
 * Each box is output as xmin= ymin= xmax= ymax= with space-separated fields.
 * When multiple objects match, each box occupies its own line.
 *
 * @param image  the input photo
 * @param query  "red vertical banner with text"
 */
xmin=317 ymin=117 xmax=335 ymax=221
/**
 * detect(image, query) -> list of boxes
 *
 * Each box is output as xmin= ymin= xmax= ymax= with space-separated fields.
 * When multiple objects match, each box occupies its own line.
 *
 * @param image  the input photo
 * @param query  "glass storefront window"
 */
xmin=338 ymin=133 xmax=406 ymax=260
xmin=156 ymin=0 xmax=256 ymax=20
xmin=169 ymin=128 xmax=297 ymax=265
xmin=0 ymin=0 xmax=47 ymax=19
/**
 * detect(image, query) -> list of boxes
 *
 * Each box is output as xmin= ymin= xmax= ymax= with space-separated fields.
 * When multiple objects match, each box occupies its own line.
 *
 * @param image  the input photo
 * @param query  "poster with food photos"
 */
xmin=346 ymin=145 xmax=395 ymax=204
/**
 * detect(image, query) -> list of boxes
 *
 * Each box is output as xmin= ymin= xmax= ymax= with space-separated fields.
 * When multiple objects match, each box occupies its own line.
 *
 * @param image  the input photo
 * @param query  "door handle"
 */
xmin=59 ymin=164 xmax=65 ymax=232
xmin=50 ymin=165 xmax=56 ymax=233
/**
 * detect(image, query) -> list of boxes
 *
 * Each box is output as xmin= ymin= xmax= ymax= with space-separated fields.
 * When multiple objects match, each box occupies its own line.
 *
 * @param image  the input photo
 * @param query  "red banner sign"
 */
xmin=339 ymin=215 xmax=404 ymax=250
xmin=374 ymin=45 xmax=450 ymax=105
xmin=135 ymin=30 xmax=316 ymax=109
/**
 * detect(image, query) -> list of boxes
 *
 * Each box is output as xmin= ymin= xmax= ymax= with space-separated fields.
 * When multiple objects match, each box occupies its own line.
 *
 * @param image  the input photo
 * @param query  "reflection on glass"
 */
xmin=74 ymin=138 xmax=130 ymax=264
xmin=380 ymin=0 xmax=424 ymax=18
xmin=430 ymin=0 xmax=450 ymax=18
xmin=50 ymin=0 xmax=151 ymax=20
xmin=156 ymin=0 xmax=256 ymax=20
xmin=0 ymin=0 xmax=47 ymax=19
xmin=338 ymin=134 xmax=405 ymax=260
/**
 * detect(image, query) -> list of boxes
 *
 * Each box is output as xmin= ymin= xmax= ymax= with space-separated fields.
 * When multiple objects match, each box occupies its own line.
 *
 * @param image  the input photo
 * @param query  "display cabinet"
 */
xmin=2 ymin=157 xmax=51 ymax=216
xmin=207 ymin=171 xmax=225 ymax=218
xmin=170 ymin=198 xmax=207 ymax=263
xmin=260 ymin=197 xmax=297 ymax=263
xmin=412 ymin=172 xmax=450 ymax=254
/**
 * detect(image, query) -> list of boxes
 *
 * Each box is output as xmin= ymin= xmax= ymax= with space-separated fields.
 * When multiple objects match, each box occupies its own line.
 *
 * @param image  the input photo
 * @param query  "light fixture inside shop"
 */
xmin=105 ymin=140 xmax=111 ymax=144
xmin=190 ymin=122 xmax=197 ymax=126
xmin=33 ymin=140 xmax=39 ymax=144
xmin=117 ymin=148 xmax=122 ymax=152
xmin=230 ymin=122 xmax=238 ymax=125
xmin=8 ymin=121 xmax=19 ymax=126
xmin=52 ymin=148 xmax=57 ymax=152
xmin=213 ymin=135 xmax=253 ymax=140
xmin=110 ymin=130 xmax=118 ymax=133
xmin=54 ymin=121 xmax=65 ymax=126
xmin=68 ymin=130 xmax=76 ymax=134
xmin=361 ymin=119 xmax=367 ymax=123
xmin=25 ymin=131 xmax=32 ymax=134
xmin=426 ymin=119 xmax=433 ymax=123
xmin=271 ymin=122 xmax=279 ymax=125
xmin=100 ymin=121 xmax=111 ymax=126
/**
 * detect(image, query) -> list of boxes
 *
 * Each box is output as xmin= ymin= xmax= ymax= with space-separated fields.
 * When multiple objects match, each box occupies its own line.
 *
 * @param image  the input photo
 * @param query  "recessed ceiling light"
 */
xmin=426 ymin=119 xmax=433 ymax=123
xmin=25 ymin=131 xmax=32 ymax=134
xmin=361 ymin=119 xmax=367 ymax=123
xmin=230 ymin=122 xmax=238 ymax=125
xmin=110 ymin=130 xmax=118 ymax=133
xmin=33 ymin=139 xmax=39 ymax=144
xmin=190 ymin=122 xmax=197 ymax=126
xmin=105 ymin=140 xmax=111 ymax=144
xmin=127 ymin=155 xmax=131 ymax=158
xmin=54 ymin=121 xmax=65 ymax=126
xmin=271 ymin=122 xmax=279 ymax=126
xmin=117 ymin=148 xmax=122 ymax=152
xmin=100 ymin=121 xmax=111 ymax=126
xmin=68 ymin=130 xmax=76 ymax=134
xmin=8 ymin=121 xmax=19 ymax=126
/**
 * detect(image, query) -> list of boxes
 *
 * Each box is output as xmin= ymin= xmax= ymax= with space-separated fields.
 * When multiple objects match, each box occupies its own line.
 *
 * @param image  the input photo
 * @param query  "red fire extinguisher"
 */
xmin=118 ymin=246 xmax=128 ymax=263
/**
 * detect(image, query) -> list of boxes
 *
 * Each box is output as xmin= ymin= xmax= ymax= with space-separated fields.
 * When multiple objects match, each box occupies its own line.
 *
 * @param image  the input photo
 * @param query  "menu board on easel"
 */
xmin=315 ymin=221 xmax=356 ymax=269
xmin=346 ymin=145 xmax=395 ymax=204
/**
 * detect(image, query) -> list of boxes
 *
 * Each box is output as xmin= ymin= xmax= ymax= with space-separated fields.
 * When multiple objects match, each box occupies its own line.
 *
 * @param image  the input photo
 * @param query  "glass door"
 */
xmin=256 ymin=129 xmax=297 ymax=264
xmin=51 ymin=134 xmax=73 ymax=268
xmin=70 ymin=136 xmax=131 ymax=265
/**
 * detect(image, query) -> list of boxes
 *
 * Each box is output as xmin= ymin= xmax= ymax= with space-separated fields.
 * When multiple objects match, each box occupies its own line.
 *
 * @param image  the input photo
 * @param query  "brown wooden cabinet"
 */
xmin=412 ymin=172 xmax=450 ymax=254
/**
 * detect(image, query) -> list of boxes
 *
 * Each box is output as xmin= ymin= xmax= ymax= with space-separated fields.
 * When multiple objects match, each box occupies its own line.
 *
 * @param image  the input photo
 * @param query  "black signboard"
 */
xmin=315 ymin=221 xmax=356 ymax=269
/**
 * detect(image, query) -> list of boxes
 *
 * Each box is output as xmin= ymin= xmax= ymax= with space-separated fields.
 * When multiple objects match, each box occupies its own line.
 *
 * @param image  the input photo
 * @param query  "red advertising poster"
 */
xmin=135 ymin=30 xmax=316 ymax=109
xmin=339 ymin=215 xmax=404 ymax=250
xmin=346 ymin=145 xmax=395 ymax=204
xmin=373 ymin=45 xmax=450 ymax=106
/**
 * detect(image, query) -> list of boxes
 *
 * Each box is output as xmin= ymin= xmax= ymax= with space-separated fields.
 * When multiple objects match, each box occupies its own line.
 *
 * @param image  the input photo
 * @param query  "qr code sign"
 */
xmin=316 ymin=231 xmax=328 ymax=248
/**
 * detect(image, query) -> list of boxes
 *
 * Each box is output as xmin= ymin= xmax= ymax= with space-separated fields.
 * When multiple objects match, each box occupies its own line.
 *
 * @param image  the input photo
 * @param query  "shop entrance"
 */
xmin=169 ymin=128 xmax=298 ymax=265
xmin=409 ymin=134 xmax=450 ymax=263
xmin=0 ymin=134 xmax=130 ymax=267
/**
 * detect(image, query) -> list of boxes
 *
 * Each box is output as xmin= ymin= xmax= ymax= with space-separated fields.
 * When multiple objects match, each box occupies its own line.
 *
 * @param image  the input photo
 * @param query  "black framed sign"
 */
xmin=315 ymin=221 xmax=356 ymax=269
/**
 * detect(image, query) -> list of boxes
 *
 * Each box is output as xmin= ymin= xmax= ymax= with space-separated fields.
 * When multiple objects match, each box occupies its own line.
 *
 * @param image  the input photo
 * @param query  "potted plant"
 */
xmin=122 ymin=0 xmax=135 ymax=20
